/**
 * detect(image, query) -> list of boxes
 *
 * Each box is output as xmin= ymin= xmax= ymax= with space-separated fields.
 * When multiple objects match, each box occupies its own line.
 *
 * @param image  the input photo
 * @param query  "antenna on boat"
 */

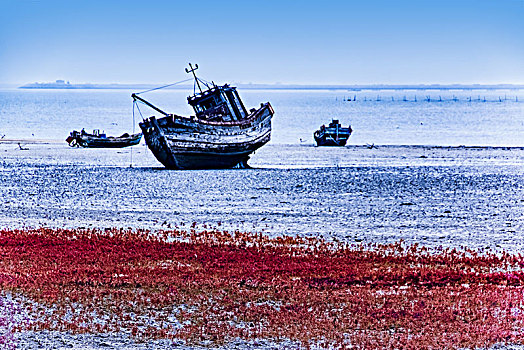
xmin=186 ymin=63 xmax=203 ymax=93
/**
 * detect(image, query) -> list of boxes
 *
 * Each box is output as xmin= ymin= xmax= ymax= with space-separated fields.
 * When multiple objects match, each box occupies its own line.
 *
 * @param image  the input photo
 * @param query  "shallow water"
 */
xmin=1 ymin=88 xmax=523 ymax=146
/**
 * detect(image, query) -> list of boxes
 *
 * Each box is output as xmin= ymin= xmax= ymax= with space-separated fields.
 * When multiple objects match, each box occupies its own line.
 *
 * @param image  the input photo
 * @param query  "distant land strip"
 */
xmin=18 ymin=82 xmax=524 ymax=90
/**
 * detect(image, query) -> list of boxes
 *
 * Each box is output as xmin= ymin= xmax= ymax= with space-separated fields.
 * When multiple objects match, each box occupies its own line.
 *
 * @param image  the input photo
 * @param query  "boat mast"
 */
xmin=185 ymin=63 xmax=203 ymax=93
xmin=131 ymin=94 xmax=169 ymax=116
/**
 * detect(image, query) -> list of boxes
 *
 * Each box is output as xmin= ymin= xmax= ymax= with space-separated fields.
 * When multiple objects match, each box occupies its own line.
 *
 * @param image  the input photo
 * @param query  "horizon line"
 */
xmin=13 ymin=82 xmax=524 ymax=90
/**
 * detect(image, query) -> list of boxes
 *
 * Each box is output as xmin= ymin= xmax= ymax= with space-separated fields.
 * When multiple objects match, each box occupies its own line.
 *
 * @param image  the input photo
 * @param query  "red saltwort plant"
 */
xmin=0 ymin=227 xmax=523 ymax=348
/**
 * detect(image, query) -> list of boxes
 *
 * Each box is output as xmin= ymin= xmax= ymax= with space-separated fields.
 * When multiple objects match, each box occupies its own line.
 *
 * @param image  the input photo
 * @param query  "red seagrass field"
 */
xmin=1 ymin=227 xmax=524 ymax=349
xmin=1 ymin=140 xmax=523 ymax=349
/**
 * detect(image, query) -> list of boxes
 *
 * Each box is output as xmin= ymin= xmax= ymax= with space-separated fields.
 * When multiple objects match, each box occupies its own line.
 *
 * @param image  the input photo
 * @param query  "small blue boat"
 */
xmin=314 ymin=119 xmax=352 ymax=146
xmin=66 ymin=129 xmax=142 ymax=148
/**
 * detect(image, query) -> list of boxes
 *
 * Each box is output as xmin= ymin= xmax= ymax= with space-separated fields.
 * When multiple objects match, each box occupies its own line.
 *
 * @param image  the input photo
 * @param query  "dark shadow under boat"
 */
xmin=132 ymin=64 xmax=274 ymax=170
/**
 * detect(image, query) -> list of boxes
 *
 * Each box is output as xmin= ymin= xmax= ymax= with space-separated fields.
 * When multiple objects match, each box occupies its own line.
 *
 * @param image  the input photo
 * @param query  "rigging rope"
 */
xmin=133 ymin=100 xmax=146 ymax=121
xmin=198 ymin=77 xmax=213 ymax=86
xmin=135 ymin=78 xmax=193 ymax=95
xmin=131 ymin=73 xmax=212 ymax=135
xmin=193 ymin=77 xmax=213 ymax=95
xmin=130 ymin=100 xmax=136 ymax=168
xmin=131 ymin=78 xmax=196 ymax=167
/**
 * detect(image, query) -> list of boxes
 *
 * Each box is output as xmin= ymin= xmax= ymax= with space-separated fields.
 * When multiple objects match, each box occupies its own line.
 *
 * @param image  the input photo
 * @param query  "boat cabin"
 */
xmin=187 ymin=84 xmax=248 ymax=122
xmin=81 ymin=129 xmax=106 ymax=138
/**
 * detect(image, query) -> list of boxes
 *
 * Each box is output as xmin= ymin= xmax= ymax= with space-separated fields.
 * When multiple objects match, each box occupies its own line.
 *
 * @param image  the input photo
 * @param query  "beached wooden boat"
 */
xmin=314 ymin=119 xmax=352 ymax=146
xmin=132 ymin=64 xmax=274 ymax=169
xmin=66 ymin=129 xmax=142 ymax=148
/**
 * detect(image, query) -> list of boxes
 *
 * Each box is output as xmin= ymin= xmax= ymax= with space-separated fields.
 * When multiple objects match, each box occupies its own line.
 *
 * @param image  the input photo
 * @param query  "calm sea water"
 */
xmin=0 ymin=88 xmax=523 ymax=146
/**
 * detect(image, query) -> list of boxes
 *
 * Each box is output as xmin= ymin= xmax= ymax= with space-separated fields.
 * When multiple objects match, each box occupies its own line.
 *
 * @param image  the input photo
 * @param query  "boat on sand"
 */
xmin=66 ymin=129 xmax=142 ymax=148
xmin=313 ymin=119 xmax=352 ymax=146
xmin=132 ymin=63 xmax=274 ymax=170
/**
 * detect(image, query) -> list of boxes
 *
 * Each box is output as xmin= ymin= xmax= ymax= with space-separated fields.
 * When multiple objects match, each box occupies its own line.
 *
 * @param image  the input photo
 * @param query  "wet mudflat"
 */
xmin=1 ymin=142 xmax=523 ymax=252
xmin=1 ymin=141 xmax=524 ymax=349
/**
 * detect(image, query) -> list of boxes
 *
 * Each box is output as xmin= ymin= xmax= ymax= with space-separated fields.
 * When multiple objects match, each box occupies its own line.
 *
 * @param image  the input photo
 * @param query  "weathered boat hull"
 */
xmin=67 ymin=132 xmax=142 ymax=148
xmin=313 ymin=120 xmax=352 ymax=147
xmin=314 ymin=136 xmax=349 ymax=147
xmin=80 ymin=134 xmax=142 ymax=148
xmin=139 ymin=103 xmax=273 ymax=169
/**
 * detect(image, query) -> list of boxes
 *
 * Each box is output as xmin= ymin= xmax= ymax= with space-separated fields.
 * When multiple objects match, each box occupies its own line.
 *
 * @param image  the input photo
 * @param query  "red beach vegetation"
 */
xmin=1 ymin=227 xmax=523 ymax=348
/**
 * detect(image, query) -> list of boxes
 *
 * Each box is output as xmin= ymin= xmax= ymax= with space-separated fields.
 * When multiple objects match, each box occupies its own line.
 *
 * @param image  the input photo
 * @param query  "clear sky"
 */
xmin=1 ymin=0 xmax=523 ymax=85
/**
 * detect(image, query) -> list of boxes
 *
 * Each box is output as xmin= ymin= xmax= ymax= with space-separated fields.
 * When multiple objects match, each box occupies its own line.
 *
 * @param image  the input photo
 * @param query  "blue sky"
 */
xmin=1 ymin=0 xmax=523 ymax=85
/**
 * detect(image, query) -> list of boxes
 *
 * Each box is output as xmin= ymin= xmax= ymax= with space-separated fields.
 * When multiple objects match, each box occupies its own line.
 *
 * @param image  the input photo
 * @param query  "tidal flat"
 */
xmin=1 ymin=141 xmax=524 ymax=349
xmin=1 ymin=142 xmax=523 ymax=252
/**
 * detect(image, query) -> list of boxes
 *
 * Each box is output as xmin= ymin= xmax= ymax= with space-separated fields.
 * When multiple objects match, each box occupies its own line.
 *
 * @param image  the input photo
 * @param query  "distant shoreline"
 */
xmin=18 ymin=82 xmax=524 ymax=91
